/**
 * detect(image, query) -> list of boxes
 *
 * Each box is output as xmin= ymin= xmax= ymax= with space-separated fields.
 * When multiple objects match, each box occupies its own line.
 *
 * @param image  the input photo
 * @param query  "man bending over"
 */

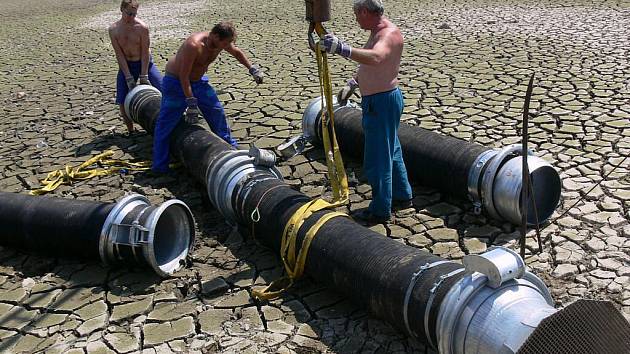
xmin=152 ymin=21 xmax=263 ymax=173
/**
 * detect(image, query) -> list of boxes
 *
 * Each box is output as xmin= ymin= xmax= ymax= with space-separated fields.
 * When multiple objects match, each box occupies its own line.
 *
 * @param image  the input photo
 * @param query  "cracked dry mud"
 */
xmin=1 ymin=0 xmax=629 ymax=353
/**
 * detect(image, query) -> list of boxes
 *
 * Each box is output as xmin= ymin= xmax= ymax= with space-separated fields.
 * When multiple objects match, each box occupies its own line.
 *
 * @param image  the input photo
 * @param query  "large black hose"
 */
xmin=333 ymin=106 xmax=489 ymax=198
xmin=0 ymin=192 xmax=113 ymax=258
xmin=300 ymin=99 xmax=562 ymax=225
xmin=124 ymin=85 xmax=630 ymax=353
xmin=236 ymin=178 xmax=465 ymax=344
xmin=0 ymin=192 xmax=195 ymax=276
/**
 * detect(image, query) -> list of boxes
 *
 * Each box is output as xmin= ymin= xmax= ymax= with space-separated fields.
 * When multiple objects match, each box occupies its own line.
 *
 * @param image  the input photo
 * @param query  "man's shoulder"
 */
xmin=108 ymin=20 xmax=121 ymax=33
xmin=377 ymin=23 xmax=402 ymax=43
xmin=135 ymin=18 xmax=149 ymax=31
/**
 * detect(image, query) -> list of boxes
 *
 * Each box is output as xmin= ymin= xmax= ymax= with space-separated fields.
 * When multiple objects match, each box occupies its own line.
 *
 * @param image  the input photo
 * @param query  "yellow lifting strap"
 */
xmin=314 ymin=22 xmax=350 ymax=204
xmin=29 ymin=150 xmax=152 ymax=195
xmin=251 ymin=199 xmax=348 ymax=300
xmin=251 ymin=22 xmax=351 ymax=301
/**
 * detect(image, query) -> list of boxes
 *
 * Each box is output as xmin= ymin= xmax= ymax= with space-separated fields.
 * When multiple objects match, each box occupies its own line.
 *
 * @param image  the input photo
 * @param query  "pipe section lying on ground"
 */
xmin=123 ymin=85 xmax=630 ymax=354
xmin=299 ymin=98 xmax=562 ymax=226
xmin=0 ymin=192 xmax=195 ymax=277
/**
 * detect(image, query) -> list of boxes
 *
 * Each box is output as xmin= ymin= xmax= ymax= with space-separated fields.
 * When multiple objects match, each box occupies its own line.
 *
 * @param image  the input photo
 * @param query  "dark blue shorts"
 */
xmin=115 ymin=60 xmax=163 ymax=104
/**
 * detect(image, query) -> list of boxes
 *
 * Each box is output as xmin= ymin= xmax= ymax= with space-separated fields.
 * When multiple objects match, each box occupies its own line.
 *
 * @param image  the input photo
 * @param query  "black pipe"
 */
xmin=124 ymin=86 xmax=629 ymax=353
xmin=0 ymin=192 xmax=113 ymax=257
xmin=334 ymin=106 xmax=489 ymax=198
xmin=0 ymin=192 xmax=195 ymax=277
xmin=301 ymin=100 xmax=561 ymax=225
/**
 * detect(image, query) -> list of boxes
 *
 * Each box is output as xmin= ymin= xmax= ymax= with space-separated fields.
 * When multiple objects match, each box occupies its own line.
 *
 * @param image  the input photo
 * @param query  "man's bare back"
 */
xmin=355 ymin=18 xmax=403 ymax=96
xmin=109 ymin=18 xmax=148 ymax=62
xmin=165 ymin=32 xmax=225 ymax=81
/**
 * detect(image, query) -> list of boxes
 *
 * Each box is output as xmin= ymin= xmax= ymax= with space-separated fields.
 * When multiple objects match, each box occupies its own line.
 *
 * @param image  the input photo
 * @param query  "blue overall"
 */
xmin=115 ymin=59 xmax=163 ymax=104
xmin=361 ymin=88 xmax=413 ymax=218
xmin=152 ymin=74 xmax=237 ymax=172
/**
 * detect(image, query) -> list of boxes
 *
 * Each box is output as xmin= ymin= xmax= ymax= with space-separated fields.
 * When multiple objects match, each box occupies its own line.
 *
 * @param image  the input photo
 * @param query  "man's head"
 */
xmin=210 ymin=21 xmax=237 ymax=49
xmin=353 ymin=0 xmax=384 ymax=29
xmin=120 ymin=0 xmax=139 ymax=20
xmin=353 ymin=0 xmax=384 ymax=16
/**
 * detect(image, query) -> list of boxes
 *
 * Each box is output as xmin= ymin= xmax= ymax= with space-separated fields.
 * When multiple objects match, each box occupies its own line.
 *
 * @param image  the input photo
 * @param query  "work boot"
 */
xmin=352 ymin=208 xmax=392 ymax=224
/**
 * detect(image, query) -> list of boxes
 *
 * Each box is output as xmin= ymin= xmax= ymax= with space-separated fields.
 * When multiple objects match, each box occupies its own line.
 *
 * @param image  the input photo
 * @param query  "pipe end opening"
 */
xmin=148 ymin=201 xmax=195 ymax=276
xmin=493 ymin=155 xmax=561 ymax=225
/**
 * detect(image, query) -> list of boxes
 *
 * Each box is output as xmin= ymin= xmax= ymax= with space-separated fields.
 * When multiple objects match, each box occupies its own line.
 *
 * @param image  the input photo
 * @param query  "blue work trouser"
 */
xmin=152 ymin=74 xmax=237 ymax=172
xmin=361 ymin=88 xmax=413 ymax=218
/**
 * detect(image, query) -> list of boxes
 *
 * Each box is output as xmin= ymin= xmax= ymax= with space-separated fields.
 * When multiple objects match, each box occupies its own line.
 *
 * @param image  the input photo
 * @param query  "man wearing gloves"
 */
xmin=152 ymin=21 xmax=264 ymax=173
xmin=320 ymin=0 xmax=412 ymax=223
xmin=110 ymin=0 xmax=163 ymax=133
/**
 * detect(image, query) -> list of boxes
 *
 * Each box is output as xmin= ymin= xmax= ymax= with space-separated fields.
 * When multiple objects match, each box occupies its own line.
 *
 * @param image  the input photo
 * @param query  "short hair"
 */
xmin=353 ymin=0 xmax=384 ymax=16
xmin=211 ymin=21 xmax=237 ymax=41
xmin=120 ymin=0 xmax=139 ymax=11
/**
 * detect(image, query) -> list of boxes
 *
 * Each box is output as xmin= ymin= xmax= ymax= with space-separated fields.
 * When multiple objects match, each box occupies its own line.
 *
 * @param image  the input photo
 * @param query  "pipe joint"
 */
xmin=99 ymin=193 xmax=195 ymax=277
xmin=436 ymin=247 xmax=554 ymax=354
xmin=206 ymin=150 xmax=283 ymax=225
xmin=302 ymin=96 xmax=359 ymax=144
xmin=472 ymin=144 xmax=561 ymax=225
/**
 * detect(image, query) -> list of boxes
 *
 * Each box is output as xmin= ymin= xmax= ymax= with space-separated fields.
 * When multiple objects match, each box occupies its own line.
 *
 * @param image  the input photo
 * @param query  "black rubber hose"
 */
xmin=126 ymin=87 xmax=468 ymax=345
xmin=0 ymin=192 xmax=114 ymax=259
xmin=332 ymin=106 xmax=490 ymax=199
xmin=237 ymin=177 xmax=465 ymax=343
xmin=126 ymin=87 xmax=233 ymax=183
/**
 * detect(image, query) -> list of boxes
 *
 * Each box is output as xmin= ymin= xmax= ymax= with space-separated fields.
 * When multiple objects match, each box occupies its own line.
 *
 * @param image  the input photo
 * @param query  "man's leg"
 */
xmin=115 ymin=70 xmax=134 ymax=133
xmin=194 ymin=81 xmax=238 ymax=147
xmin=391 ymin=136 xmax=412 ymax=201
xmin=152 ymin=77 xmax=186 ymax=172
xmin=362 ymin=96 xmax=394 ymax=218
xmin=390 ymin=89 xmax=413 ymax=202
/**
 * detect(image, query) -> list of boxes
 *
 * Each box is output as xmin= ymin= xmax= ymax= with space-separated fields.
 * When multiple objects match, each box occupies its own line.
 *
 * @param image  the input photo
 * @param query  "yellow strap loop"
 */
xmin=314 ymin=23 xmax=349 ymax=204
xmin=251 ymin=199 xmax=347 ymax=300
xmin=29 ymin=150 xmax=153 ymax=195
xmin=251 ymin=22 xmax=351 ymax=301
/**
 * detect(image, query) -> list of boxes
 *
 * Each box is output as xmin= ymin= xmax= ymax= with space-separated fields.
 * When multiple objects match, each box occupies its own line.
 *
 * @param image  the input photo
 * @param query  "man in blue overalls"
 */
xmin=110 ymin=0 xmax=163 ymax=133
xmin=152 ymin=21 xmax=263 ymax=173
xmin=320 ymin=0 xmax=412 ymax=223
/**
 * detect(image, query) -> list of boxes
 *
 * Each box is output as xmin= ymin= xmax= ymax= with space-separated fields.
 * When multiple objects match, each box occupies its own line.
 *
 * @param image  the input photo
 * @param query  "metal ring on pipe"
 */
xmin=302 ymin=96 xmax=345 ymax=144
xmin=423 ymin=267 xmax=466 ymax=349
xmin=402 ymin=260 xmax=450 ymax=338
xmin=206 ymin=150 xmax=283 ymax=225
xmin=480 ymin=145 xmax=529 ymax=221
xmin=99 ymin=193 xmax=195 ymax=277
xmin=467 ymin=149 xmax=498 ymax=213
xmin=436 ymin=247 xmax=554 ymax=354
xmin=124 ymin=84 xmax=160 ymax=122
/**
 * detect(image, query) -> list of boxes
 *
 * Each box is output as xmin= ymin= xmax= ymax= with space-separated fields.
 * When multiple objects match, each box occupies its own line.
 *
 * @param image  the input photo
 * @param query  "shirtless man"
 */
xmin=320 ymin=0 xmax=412 ymax=223
xmin=109 ymin=0 xmax=162 ymax=133
xmin=151 ymin=21 xmax=264 ymax=173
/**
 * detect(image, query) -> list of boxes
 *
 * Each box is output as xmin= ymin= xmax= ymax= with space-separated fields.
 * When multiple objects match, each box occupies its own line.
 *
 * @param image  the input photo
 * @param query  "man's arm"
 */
xmin=224 ymin=44 xmax=253 ymax=69
xmin=348 ymin=32 xmax=393 ymax=66
xmin=225 ymin=44 xmax=263 ymax=84
xmin=109 ymin=26 xmax=132 ymax=78
xmin=139 ymin=25 xmax=150 ymax=77
xmin=176 ymin=41 xmax=198 ymax=98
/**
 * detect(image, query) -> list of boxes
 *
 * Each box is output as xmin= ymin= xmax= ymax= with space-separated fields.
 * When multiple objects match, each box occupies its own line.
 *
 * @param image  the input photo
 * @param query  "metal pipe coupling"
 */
xmin=436 ymin=247 xmax=556 ymax=354
xmin=99 ymin=194 xmax=196 ymax=277
xmin=124 ymin=84 xmax=161 ymax=123
xmin=206 ymin=148 xmax=283 ymax=225
xmin=468 ymin=144 xmax=561 ymax=225
xmin=302 ymin=96 xmax=347 ymax=145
